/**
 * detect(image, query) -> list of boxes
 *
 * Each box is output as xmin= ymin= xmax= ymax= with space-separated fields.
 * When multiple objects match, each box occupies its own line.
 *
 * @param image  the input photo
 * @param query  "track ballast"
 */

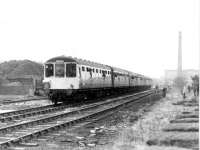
xmin=0 ymin=90 xmax=162 ymax=149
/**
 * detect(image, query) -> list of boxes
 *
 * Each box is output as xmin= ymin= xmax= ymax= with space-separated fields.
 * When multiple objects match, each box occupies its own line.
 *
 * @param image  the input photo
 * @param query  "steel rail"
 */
xmin=1 ymin=97 xmax=48 ymax=104
xmin=0 ymin=90 xmax=152 ymax=133
xmin=0 ymin=90 xmax=151 ymax=122
xmin=0 ymin=104 xmax=68 ymax=122
xmin=0 ymin=104 xmax=56 ymax=118
xmin=0 ymin=90 xmax=161 ymax=148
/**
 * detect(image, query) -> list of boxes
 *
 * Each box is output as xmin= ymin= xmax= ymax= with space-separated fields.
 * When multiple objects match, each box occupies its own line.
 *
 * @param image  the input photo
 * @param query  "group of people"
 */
xmin=154 ymin=83 xmax=198 ymax=99
xmin=182 ymin=84 xmax=199 ymax=99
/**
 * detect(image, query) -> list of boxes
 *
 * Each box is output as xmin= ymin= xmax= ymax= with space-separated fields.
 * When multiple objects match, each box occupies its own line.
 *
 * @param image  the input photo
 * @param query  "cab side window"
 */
xmin=45 ymin=64 xmax=54 ymax=77
xmin=82 ymin=66 xmax=85 ymax=71
xmin=66 ymin=64 xmax=76 ymax=77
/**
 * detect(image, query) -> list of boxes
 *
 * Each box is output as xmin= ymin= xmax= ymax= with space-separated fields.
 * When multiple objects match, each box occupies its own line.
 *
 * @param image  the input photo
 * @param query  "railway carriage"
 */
xmin=43 ymin=56 xmax=152 ymax=104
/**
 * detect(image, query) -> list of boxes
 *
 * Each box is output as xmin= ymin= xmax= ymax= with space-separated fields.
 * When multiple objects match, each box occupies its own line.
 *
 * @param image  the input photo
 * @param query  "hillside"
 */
xmin=0 ymin=60 xmax=43 ymax=79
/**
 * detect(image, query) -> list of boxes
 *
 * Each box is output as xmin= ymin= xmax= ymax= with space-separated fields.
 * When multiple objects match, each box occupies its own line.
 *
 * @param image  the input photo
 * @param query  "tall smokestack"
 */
xmin=177 ymin=31 xmax=182 ymax=77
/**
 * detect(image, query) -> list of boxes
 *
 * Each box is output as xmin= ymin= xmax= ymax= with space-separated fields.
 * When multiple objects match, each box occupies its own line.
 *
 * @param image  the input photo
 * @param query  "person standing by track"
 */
xmin=182 ymin=85 xmax=187 ymax=99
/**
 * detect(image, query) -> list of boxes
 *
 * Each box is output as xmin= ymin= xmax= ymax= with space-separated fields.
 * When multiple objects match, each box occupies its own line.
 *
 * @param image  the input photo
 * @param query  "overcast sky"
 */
xmin=0 ymin=0 xmax=199 ymax=78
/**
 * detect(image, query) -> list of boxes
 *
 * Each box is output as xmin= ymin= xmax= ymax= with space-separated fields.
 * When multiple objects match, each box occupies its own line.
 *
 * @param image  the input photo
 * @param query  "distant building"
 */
xmin=165 ymin=69 xmax=199 ymax=85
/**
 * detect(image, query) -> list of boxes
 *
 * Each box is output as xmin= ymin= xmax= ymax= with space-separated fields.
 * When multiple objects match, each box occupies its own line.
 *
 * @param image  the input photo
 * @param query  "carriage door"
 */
xmin=111 ymin=68 xmax=114 ymax=87
xmin=79 ymin=67 xmax=82 ymax=78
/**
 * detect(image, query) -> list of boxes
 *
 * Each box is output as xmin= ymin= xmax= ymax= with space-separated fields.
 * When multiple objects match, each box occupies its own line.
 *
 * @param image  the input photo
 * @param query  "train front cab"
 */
xmin=43 ymin=61 xmax=79 ymax=104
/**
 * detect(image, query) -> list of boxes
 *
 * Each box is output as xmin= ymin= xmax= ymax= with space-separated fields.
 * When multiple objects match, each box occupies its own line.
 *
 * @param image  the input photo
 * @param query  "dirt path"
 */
xmin=109 ymin=89 xmax=199 ymax=150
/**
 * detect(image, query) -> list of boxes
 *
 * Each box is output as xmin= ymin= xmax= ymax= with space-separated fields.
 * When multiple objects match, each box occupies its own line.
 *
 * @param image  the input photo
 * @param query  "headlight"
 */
xmin=44 ymin=82 xmax=50 ymax=89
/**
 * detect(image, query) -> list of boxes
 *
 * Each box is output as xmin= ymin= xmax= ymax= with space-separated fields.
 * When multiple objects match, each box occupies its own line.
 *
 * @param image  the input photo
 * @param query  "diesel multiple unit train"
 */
xmin=43 ymin=56 xmax=152 ymax=104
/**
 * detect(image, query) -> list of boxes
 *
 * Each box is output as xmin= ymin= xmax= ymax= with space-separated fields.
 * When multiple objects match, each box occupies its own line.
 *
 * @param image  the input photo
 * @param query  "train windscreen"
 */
xmin=45 ymin=64 xmax=54 ymax=77
xmin=55 ymin=63 xmax=65 ymax=77
xmin=66 ymin=64 xmax=76 ymax=77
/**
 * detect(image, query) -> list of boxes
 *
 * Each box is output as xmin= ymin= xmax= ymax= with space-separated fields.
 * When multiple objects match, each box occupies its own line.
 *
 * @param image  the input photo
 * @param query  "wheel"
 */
xmin=53 ymin=99 xmax=58 ymax=105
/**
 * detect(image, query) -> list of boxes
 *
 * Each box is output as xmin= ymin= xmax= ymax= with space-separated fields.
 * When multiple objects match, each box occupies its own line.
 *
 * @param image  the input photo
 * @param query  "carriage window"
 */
xmin=79 ymin=67 xmax=81 ymax=77
xmin=102 ymin=70 xmax=106 ymax=77
xmin=55 ymin=63 xmax=64 ymax=77
xmin=45 ymin=64 xmax=54 ymax=77
xmin=96 ymin=69 xmax=98 ymax=73
xmin=82 ymin=66 xmax=85 ymax=71
xmin=66 ymin=64 xmax=76 ymax=77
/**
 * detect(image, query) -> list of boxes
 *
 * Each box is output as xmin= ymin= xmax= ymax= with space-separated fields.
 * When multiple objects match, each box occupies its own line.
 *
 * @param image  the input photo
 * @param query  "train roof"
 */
xmin=46 ymin=56 xmax=111 ymax=70
xmin=46 ymin=56 xmax=152 ymax=80
xmin=111 ymin=67 xmax=130 ymax=75
xmin=46 ymin=56 xmax=76 ymax=63
xmin=47 ymin=56 xmax=136 ymax=75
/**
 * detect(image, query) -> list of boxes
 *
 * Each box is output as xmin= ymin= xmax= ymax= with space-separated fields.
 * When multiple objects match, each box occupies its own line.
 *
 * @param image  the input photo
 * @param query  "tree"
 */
xmin=191 ymin=75 xmax=199 ymax=96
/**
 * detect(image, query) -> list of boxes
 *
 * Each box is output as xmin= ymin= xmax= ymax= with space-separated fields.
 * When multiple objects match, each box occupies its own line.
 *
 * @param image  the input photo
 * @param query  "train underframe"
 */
xmin=48 ymin=86 xmax=151 ymax=105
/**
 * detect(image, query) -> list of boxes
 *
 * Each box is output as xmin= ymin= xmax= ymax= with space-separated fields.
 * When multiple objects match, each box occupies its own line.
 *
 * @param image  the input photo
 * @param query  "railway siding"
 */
xmin=0 ymin=96 xmax=47 ymax=105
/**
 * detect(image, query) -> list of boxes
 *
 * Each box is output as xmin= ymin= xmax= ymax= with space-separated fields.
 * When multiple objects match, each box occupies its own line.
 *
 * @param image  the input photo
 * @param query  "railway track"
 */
xmin=0 ymin=104 xmax=67 ymax=122
xmin=1 ymin=97 xmax=48 ymax=105
xmin=0 ymin=91 xmax=149 ymax=123
xmin=0 ymin=90 xmax=161 ymax=149
xmin=0 ymin=91 xmax=150 ymax=125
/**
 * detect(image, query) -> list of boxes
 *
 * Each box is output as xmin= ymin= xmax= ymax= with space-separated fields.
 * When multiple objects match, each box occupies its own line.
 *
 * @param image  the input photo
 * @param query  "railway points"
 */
xmin=0 ymin=90 xmax=153 ymax=123
xmin=0 ymin=90 xmax=162 ymax=149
